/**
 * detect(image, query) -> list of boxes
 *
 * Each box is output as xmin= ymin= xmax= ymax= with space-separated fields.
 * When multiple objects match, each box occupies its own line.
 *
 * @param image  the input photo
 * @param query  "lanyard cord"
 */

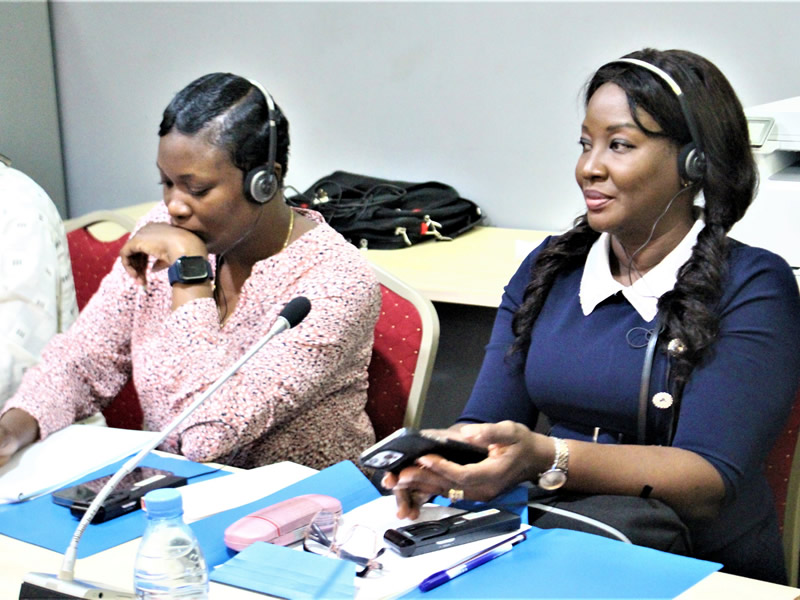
xmin=637 ymin=317 xmax=662 ymax=444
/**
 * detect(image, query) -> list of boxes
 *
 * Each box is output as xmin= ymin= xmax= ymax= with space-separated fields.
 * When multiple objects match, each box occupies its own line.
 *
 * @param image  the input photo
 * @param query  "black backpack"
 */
xmin=286 ymin=171 xmax=483 ymax=249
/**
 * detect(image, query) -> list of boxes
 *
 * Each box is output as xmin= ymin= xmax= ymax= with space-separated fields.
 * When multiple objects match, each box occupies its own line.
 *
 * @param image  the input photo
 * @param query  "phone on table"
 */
xmin=359 ymin=427 xmax=488 ymax=473
xmin=51 ymin=467 xmax=187 ymax=523
xmin=384 ymin=507 xmax=521 ymax=556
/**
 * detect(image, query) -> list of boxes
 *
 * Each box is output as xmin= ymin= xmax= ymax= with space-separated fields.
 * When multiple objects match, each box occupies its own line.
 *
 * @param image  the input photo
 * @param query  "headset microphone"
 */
xmin=600 ymin=56 xmax=707 ymax=283
xmin=604 ymin=57 xmax=707 ymax=183
xmin=599 ymin=57 xmax=705 ymax=445
xmin=243 ymin=79 xmax=279 ymax=204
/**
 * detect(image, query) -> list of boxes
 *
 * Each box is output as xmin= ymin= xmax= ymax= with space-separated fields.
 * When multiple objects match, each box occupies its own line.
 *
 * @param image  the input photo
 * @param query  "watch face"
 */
xmin=169 ymin=256 xmax=212 ymax=286
xmin=177 ymin=256 xmax=211 ymax=280
xmin=538 ymin=469 xmax=567 ymax=491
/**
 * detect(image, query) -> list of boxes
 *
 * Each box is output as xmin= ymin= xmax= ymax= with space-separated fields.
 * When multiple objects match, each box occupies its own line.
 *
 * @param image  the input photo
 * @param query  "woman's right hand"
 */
xmin=381 ymin=464 xmax=455 ymax=520
xmin=120 ymin=223 xmax=208 ymax=287
xmin=0 ymin=428 xmax=17 ymax=467
xmin=0 ymin=409 xmax=39 ymax=467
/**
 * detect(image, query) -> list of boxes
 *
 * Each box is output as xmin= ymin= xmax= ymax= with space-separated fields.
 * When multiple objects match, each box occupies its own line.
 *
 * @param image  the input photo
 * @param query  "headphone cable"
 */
xmin=622 ymin=184 xmax=694 ymax=286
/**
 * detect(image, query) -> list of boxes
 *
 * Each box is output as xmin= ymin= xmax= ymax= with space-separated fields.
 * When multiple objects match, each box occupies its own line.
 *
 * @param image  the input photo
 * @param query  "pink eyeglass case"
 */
xmin=224 ymin=493 xmax=342 ymax=551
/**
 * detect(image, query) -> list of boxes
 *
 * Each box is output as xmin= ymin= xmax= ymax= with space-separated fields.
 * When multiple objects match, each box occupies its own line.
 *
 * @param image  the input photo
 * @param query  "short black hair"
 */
xmin=159 ymin=72 xmax=290 ymax=182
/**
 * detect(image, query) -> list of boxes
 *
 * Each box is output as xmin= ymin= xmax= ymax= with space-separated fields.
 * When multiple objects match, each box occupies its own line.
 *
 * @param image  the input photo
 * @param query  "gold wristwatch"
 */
xmin=537 ymin=437 xmax=569 ymax=490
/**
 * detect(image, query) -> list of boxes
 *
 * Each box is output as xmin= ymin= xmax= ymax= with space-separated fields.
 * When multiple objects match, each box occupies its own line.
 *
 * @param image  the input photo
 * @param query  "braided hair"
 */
xmin=511 ymin=49 xmax=757 ymax=387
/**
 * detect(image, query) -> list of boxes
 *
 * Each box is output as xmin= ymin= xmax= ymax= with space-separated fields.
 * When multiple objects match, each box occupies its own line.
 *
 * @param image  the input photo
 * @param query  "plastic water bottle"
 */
xmin=133 ymin=488 xmax=209 ymax=599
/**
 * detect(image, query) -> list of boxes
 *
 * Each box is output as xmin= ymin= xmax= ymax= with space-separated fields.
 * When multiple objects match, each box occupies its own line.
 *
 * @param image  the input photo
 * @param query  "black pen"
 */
xmin=418 ymin=532 xmax=527 ymax=592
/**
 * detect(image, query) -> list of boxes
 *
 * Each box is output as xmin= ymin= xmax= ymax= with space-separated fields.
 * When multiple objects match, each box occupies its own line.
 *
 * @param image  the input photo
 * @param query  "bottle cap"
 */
xmin=142 ymin=488 xmax=183 ymax=519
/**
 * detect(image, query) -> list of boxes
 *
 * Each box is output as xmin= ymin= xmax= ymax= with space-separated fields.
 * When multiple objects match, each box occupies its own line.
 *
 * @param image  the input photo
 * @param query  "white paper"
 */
xmin=178 ymin=461 xmax=317 ymax=523
xmin=0 ymin=424 xmax=160 ymax=503
xmin=345 ymin=495 xmax=530 ymax=600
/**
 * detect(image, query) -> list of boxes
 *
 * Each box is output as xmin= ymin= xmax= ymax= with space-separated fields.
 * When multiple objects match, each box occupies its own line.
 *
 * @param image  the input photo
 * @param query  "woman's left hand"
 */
xmin=423 ymin=421 xmax=545 ymax=497
xmin=384 ymin=421 xmax=550 ymax=518
xmin=120 ymin=223 xmax=208 ymax=286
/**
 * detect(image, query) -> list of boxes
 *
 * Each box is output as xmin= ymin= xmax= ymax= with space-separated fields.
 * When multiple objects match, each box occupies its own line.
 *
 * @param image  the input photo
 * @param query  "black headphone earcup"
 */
xmin=244 ymin=166 xmax=277 ymax=204
xmin=678 ymin=143 xmax=706 ymax=182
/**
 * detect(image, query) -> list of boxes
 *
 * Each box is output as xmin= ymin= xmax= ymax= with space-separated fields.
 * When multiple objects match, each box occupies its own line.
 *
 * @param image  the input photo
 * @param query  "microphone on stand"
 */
xmin=19 ymin=297 xmax=312 ymax=600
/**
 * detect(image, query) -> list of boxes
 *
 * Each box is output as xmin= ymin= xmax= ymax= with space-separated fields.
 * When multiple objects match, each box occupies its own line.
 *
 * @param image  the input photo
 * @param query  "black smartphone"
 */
xmin=359 ymin=427 xmax=488 ymax=473
xmin=51 ymin=467 xmax=187 ymax=523
xmin=384 ymin=507 xmax=521 ymax=556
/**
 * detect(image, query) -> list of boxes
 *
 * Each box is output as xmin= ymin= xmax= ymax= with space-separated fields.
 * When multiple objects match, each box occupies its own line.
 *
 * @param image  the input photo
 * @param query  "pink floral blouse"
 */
xmin=5 ymin=205 xmax=380 ymax=469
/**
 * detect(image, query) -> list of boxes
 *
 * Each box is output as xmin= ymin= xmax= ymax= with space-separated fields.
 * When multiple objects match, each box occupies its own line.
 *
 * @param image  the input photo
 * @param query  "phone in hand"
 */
xmin=51 ymin=467 xmax=187 ymax=523
xmin=359 ymin=427 xmax=488 ymax=473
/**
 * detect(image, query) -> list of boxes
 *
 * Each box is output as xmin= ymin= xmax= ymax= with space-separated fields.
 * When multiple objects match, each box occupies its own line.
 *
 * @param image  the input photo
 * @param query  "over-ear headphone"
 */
xmin=604 ymin=57 xmax=707 ymax=183
xmin=243 ymin=79 xmax=279 ymax=204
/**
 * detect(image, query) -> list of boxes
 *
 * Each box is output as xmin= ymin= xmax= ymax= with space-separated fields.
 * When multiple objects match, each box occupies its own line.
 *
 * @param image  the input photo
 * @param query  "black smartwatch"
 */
xmin=167 ymin=256 xmax=213 ymax=286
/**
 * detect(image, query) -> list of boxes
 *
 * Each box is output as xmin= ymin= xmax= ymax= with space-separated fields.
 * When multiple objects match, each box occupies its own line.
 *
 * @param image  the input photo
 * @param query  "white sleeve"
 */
xmin=0 ymin=170 xmax=77 ymax=404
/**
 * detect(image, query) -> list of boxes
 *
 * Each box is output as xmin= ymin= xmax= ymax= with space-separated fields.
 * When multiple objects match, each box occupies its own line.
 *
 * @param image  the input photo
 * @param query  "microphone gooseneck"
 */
xmin=55 ymin=297 xmax=311 ymax=587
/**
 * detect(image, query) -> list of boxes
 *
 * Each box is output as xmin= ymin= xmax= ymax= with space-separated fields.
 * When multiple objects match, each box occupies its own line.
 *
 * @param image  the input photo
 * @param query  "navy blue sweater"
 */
xmin=461 ymin=237 xmax=800 ymax=582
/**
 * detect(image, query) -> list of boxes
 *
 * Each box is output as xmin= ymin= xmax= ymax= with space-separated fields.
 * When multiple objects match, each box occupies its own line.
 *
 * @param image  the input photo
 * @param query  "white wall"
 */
xmin=0 ymin=1 xmax=67 ymax=216
xmin=51 ymin=1 xmax=800 ymax=232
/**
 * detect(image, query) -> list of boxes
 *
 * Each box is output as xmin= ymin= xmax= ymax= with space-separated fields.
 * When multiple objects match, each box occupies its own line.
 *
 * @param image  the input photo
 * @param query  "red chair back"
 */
xmin=66 ymin=228 xmax=129 ymax=310
xmin=66 ymin=226 xmax=143 ymax=430
xmin=765 ymin=386 xmax=800 ymax=532
xmin=365 ymin=284 xmax=425 ymax=441
xmin=764 ymin=384 xmax=800 ymax=585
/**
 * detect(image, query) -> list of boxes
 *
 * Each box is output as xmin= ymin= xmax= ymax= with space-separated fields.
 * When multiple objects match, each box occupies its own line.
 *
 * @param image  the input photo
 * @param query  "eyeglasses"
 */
xmin=302 ymin=510 xmax=385 ymax=577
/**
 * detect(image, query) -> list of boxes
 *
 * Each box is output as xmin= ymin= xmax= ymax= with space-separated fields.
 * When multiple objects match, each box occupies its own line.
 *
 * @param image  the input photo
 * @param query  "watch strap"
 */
xmin=537 ymin=437 xmax=569 ymax=490
xmin=551 ymin=437 xmax=569 ymax=473
xmin=167 ymin=256 xmax=213 ymax=286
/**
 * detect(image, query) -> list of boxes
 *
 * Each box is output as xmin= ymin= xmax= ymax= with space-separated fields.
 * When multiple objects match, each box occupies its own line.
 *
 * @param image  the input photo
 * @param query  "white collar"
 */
xmin=579 ymin=220 xmax=705 ymax=322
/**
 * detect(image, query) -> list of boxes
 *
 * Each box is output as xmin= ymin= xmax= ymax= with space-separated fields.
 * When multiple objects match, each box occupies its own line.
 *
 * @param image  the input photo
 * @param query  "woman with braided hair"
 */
xmin=383 ymin=48 xmax=800 ymax=582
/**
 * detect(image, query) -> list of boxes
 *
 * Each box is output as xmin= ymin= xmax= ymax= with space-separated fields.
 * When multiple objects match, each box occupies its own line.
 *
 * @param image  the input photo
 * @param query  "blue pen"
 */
xmin=418 ymin=532 xmax=527 ymax=592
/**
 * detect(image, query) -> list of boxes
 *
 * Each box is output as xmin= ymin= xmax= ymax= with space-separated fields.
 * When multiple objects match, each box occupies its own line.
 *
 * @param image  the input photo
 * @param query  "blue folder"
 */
xmin=211 ymin=541 xmax=356 ymax=599
xmin=0 ymin=452 xmax=227 ymax=558
xmin=400 ymin=527 xmax=721 ymax=599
